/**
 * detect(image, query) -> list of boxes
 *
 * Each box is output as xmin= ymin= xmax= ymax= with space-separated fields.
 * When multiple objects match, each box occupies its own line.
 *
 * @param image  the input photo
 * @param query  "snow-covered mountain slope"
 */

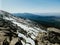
xmin=0 ymin=10 xmax=46 ymax=45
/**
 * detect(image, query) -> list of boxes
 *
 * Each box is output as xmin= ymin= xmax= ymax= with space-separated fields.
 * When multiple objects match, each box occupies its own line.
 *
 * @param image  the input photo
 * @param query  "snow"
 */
xmin=31 ymin=34 xmax=36 ymax=39
xmin=13 ymin=21 xmax=40 ymax=45
xmin=26 ymin=38 xmax=35 ymax=45
xmin=4 ymin=16 xmax=46 ymax=45
xmin=18 ymin=33 xmax=27 ymax=39
xmin=18 ymin=33 xmax=35 ymax=45
xmin=4 ymin=17 xmax=14 ymax=21
xmin=26 ymin=44 xmax=31 ymax=45
xmin=13 ymin=21 xmax=36 ymax=31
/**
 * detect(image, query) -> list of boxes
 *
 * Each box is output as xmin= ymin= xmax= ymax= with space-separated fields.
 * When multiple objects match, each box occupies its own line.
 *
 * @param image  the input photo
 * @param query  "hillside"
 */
xmin=0 ymin=10 xmax=46 ymax=45
xmin=13 ymin=13 xmax=60 ymax=29
xmin=0 ymin=10 xmax=60 ymax=45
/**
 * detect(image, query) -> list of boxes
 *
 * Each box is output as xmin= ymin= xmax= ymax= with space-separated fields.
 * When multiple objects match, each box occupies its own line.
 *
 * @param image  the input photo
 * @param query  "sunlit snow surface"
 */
xmin=5 ymin=17 xmax=46 ymax=45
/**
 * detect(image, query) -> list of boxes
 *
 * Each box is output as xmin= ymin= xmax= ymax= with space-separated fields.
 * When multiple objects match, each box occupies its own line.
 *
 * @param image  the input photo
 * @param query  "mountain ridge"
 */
xmin=0 ymin=10 xmax=46 ymax=45
xmin=0 ymin=10 xmax=60 ymax=45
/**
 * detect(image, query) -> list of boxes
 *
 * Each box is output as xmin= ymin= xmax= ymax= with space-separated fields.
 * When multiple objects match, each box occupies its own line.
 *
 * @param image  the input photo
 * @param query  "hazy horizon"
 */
xmin=0 ymin=0 xmax=60 ymax=14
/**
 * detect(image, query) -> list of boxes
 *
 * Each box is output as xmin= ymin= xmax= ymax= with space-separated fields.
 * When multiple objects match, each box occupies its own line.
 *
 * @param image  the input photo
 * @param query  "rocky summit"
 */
xmin=0 ymin=10 xmax=60 ymax=45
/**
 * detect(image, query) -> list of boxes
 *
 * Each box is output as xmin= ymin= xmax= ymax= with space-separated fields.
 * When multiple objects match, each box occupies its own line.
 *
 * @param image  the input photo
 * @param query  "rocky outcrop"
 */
xmin=35 ymin=28 xmax=60 ymax=45
xmin=47 ymin=27 xmax=60 ymax=34
xmin=0 ymin=18 xmax=22 ymax=45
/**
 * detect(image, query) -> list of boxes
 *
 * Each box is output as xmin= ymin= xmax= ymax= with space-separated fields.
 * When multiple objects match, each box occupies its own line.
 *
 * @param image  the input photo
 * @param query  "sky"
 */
xmin=0 ymin=0 xmax=60 ymax=13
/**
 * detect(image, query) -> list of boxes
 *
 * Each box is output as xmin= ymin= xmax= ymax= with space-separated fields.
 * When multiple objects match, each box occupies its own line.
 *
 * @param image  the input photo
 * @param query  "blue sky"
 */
xmin=1 ymin=0 xmax=60 ymax=13
xmin=0 ymin=0 xmax=2 ymax=9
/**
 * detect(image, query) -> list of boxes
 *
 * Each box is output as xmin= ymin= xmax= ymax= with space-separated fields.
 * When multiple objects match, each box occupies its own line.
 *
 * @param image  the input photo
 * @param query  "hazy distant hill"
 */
xmin=13 ymin=13 xmax=60 ymax=29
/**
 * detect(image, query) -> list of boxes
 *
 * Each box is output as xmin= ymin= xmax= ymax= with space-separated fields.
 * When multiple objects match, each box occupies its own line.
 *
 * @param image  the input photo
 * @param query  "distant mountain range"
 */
xmin=13 ymin=13 xmax=60 ymax=29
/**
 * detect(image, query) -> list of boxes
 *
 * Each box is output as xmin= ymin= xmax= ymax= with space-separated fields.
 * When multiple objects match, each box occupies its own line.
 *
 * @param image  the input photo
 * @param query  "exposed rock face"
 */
xmin=35 ymin=29 xmax=60 ymax=45
xmin=0 ymin=18 xmax=22 ymax=45
xmin=47 ymin=27 xmax=60 ymax=34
